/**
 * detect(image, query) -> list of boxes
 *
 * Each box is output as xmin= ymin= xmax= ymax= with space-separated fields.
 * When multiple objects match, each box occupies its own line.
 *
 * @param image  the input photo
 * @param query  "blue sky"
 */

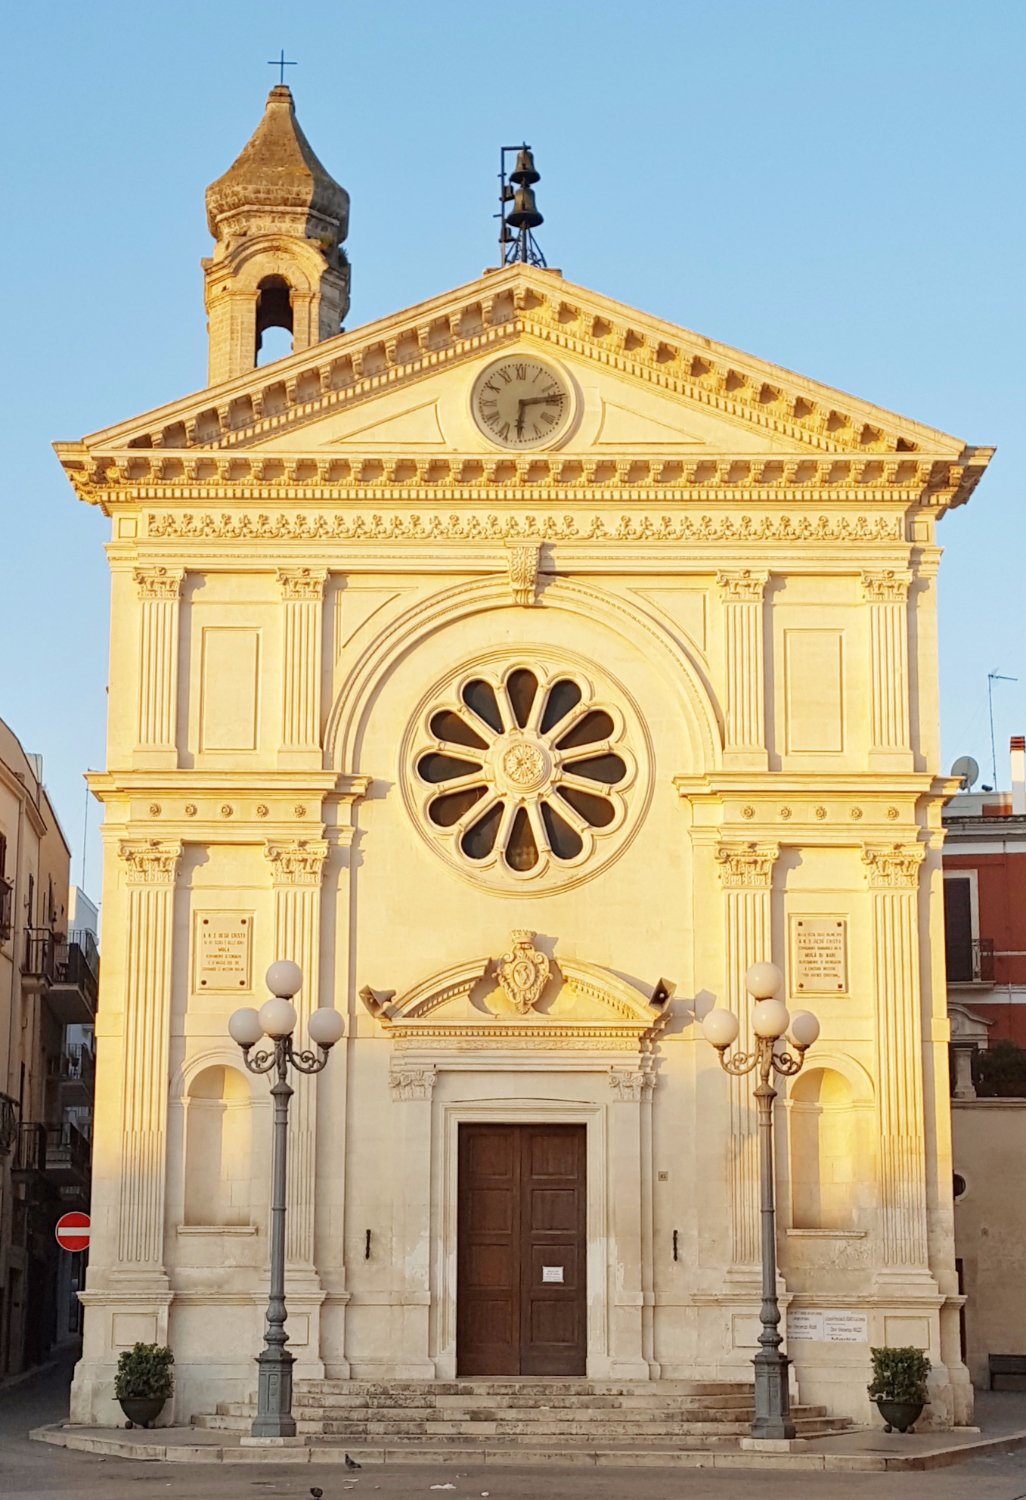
xmin=4 ymin=1 xmax=1024 ymax=903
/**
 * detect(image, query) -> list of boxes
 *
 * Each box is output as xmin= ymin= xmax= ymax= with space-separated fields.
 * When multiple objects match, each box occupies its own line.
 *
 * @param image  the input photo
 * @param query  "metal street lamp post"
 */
xmin=701 ymin=961 xmax=820 ymax=1441
xmin=228 ymin=961 xmax=345 ymax=1440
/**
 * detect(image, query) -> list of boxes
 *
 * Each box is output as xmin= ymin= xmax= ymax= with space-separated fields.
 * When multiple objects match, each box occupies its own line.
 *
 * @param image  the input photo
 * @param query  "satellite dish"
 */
xmin=950 ymin=755 xmax=979 ymax=790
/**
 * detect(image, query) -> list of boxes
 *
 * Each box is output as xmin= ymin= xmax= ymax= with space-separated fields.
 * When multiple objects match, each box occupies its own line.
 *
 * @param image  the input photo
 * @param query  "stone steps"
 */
xmin=294 ymin=1378 xmax=754 ymax=1397
xmin=193 ymin=1378 xmax=854 ymax=1448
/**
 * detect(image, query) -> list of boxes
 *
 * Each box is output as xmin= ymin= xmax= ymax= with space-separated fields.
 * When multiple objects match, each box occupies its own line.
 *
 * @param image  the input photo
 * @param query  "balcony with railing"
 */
xmin=47 ymin=1041 xmax=96 ymax=1102
xmin=13 ymin=1120 xmax=91 ymax=1189
xmin=946 ymin=936 xmax=996 ymax=986
xmin=23 ymin=927 xmax=99 ymax=1022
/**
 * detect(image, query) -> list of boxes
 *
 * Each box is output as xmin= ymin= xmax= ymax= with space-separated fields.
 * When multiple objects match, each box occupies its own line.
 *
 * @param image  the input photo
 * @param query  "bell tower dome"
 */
xmin=203 ymin=86 xmax=350 ymax=386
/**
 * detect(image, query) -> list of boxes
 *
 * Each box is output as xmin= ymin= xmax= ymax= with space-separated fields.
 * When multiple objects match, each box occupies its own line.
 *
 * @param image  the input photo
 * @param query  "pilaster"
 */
xmin=862 ymin=842 xmax=931 ymax=1279
xmin=388 ymin=1063 xmax=436 ymax=1376
xmin=607 ymin=1066 xmax=656 ymax=1378
xmin=115 ymin=839 xmax=182 ymax=1282
xmin=277 ymin=568 xmax=327 ymax=770
xmin=861 ymin=571 xmax=913 ymax=771
xmin=133 ymin=568 xmax=184 ymax=769
xmin=717 ymin=570 xmax=768 ymax=770
xmin=264 ymin=838 xmax=329 ymax=1269
xmin=716 ymin=841 xmax=779 ymax=1271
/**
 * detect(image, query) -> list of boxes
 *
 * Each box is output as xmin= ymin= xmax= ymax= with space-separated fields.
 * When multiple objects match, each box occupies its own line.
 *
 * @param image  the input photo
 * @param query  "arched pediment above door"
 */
xmin=360 ymin=931 xmax=670 ymax=1051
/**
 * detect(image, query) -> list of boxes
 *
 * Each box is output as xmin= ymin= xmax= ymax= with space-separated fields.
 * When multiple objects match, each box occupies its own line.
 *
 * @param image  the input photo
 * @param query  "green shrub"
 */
xmin=113 ymin=1342 xmax=174 ymax=1401
xmin=867 ymin=1346 xmax=930 ymax=1403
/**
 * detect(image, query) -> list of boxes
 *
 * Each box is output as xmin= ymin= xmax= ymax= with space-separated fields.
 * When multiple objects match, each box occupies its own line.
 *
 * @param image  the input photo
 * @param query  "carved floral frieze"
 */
xmin=143 ymin=509 xmax=904 ymax=544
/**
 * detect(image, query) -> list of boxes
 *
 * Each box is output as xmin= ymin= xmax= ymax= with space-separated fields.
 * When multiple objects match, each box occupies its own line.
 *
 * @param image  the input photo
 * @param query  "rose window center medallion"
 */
xmin=501 ymin=741 xmax=549 ymax=791
xmin=408 ymin=663 xmax=638 ymax=889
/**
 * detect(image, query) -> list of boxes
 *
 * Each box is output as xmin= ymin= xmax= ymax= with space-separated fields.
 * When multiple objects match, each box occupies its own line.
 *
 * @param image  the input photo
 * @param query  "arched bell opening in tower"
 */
xmin=255 ymin=275 xmax=294 ymax=363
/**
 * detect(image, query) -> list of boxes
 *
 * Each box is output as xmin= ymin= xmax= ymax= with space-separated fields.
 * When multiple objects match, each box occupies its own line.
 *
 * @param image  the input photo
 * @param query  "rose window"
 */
xmin=411 ymin=665 xmax=634 ymax=883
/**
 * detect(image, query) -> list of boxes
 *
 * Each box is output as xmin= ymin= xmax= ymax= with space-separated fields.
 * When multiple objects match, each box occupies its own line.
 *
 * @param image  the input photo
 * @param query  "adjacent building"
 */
xmin=56 ymin=87 xmax=993 ymax=1427
xmin=0 ymin=718 xmax=97 ymax=1378
xmin=945 ymin=738 xmax=1026 ymax=1388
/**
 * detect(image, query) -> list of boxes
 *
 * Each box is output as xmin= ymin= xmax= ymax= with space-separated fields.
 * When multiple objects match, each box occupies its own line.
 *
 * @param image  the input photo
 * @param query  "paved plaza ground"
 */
xmin=4 ymin=1355 xmax=1026 ymax=1500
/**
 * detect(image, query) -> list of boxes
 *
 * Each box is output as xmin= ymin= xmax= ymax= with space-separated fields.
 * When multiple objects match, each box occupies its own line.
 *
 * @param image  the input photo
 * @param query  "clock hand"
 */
xmin=519 ymin=394 xmax=561 ymax=407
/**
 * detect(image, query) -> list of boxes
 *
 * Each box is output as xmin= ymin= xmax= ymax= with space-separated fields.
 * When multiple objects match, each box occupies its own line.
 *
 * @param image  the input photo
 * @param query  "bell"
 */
xmin=509 ymin=147 xmax=540 ymax=185
xmin=505 ymin=184 xmax=543 ymax=231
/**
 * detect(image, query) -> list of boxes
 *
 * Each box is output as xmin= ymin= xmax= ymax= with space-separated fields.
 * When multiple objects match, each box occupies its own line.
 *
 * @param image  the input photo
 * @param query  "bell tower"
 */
xmin=203 ymin=86 xmax=350 ymax=386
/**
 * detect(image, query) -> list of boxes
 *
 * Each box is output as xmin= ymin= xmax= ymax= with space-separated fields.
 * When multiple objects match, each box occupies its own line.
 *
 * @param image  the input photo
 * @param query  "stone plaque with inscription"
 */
xmin=195 ymin=912 xmax=252 ymax=992
xmin=793 ymin=916 xmax=847 ymax=994
xmin=787 ymin=1308 xmax=868 ymax=1344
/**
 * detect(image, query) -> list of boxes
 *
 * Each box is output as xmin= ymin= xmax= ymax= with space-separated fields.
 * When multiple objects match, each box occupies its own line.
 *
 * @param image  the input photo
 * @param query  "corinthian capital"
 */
xmin=860 ymin=569 xmax=911 ymax=603
xmin=389 ymin=1064 xmax=436 ymax=1102
xmin=118 ymin=839 xmax=183 ymax=886
xmin=861 ymin=842 xmax=925 ymax=889
xmin=134 ymin=566 xmax=184 ymax=601
xmin=277 ymin=567 xmax=327 ymax=602
xmin=715 ymin=841 xmax=779 ymax=889
xmin=716 ymin=569 xmax=767 ymax=603
xmin=263 ymin=838 xmax=329 ymax=886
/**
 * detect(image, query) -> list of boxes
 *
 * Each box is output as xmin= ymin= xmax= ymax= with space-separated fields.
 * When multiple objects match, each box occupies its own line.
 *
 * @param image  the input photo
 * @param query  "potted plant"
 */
xmin=867 ymin=1345 xmax=930 ymax=1433
xmin=114 ymin=1342 xmax=174 ymax=1428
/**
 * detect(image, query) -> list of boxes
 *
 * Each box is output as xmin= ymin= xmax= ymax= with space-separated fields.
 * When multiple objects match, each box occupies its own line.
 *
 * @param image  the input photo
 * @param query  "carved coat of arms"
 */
xmin=496 ymin=930 xmax=551 ymax=1014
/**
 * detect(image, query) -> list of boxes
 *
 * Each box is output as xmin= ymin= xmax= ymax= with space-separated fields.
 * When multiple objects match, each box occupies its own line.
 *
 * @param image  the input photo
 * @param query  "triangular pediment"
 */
xmin=57 ymin=264 xmax=992 ymax=512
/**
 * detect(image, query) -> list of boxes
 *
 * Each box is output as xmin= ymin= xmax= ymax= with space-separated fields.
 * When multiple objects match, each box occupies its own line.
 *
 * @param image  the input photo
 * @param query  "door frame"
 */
xmin=436 ymin=1100 xmax=609 ymax=1379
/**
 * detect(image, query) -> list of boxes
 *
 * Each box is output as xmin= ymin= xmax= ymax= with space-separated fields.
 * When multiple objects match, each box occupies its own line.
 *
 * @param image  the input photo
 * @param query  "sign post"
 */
xmin=55 ymin=1211 xmax=91 ymax=1253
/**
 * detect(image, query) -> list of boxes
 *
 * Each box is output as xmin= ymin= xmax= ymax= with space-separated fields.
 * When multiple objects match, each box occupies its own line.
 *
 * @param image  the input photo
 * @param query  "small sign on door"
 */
xmin=542 ymin=1265 xmax=564 ymax=1283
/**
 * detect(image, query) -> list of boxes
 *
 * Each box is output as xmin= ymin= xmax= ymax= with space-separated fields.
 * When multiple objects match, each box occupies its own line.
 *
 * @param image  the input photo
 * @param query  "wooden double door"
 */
xmin=457 ymin=1123 xmax=587 ymax=1376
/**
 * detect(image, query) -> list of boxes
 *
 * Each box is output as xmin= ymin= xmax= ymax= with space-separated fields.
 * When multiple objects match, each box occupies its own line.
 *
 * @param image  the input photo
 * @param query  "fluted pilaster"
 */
xmin=116 ymin=840 xmax=182 ymax=1272
xmin=133 ymin=568 xmax=184 ymax=767
xmin=863 ymin=843 xmax=929 ymax=1269
xmin=717 ymin=570 xmax=768 ymax=766
xmin=278 ymin=568 xmax=326 ymax=768
xmin=265 ymin=838 xmax=328 ymax=1265
xmin=716 ymin=841 xmax=778 ymax=1268
xmin=861 ymin=571 xmax=912 ymax=764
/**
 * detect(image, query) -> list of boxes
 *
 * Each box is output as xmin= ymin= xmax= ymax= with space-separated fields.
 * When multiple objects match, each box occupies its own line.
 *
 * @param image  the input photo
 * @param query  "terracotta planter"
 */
xmin=873 ymin=1397 xmax=925 ymax=1433
xmin=118 ymin=1395 xmax=167 ymax=1429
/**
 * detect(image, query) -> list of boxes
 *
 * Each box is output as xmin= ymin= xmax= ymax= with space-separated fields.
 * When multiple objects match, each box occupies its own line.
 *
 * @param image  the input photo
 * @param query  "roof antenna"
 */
xmin=498 ymin=144 xmax=546 ymax=267
xmin=988 ymin=670 xmax=1017 ymax=790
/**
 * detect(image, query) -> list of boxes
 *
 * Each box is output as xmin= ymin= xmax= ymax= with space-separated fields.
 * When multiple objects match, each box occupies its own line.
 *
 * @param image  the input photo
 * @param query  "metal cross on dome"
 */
xmin=267 ymin=50 xmax=297 ymax=86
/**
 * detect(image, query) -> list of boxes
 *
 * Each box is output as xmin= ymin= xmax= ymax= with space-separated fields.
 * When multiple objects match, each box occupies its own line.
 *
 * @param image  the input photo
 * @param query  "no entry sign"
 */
xmin=55 ymin=1211 xmax=91 ymax=1253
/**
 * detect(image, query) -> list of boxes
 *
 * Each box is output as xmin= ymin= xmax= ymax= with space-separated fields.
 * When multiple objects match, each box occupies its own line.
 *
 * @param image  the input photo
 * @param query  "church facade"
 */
xmin=57 ymin=88 xmax=992 ymax=1428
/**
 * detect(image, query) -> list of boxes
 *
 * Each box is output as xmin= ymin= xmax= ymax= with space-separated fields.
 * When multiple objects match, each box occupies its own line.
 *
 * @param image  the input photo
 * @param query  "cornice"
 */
xmin=57 ymin=447 xmax=980 ymax=514
xmin=675 ymin=773 xmax=942 ymax=797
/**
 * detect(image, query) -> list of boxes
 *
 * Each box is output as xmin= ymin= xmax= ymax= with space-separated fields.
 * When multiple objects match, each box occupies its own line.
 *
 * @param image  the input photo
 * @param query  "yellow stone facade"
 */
xmin=56 ymin=90 xmax=993 ymax=1429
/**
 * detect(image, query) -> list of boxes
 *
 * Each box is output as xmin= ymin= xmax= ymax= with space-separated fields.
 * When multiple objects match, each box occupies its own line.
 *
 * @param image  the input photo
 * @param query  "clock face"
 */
xmin=471 ymin=357 xmax=573 ymax=449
